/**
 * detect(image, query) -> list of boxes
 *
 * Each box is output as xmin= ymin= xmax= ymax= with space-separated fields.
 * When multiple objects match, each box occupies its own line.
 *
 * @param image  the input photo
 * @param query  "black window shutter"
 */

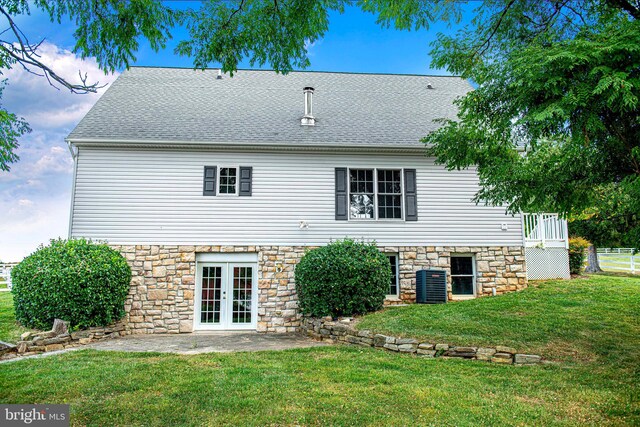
xmin=239 ymin=166 xmax=252 ymax=196
xmin=335 ymin=168 xmax=348 ymax=220
xmin=404 ymin=169 xmax=418 ymax=221
xmin=203 ymin=166 xmax=217 ymax=196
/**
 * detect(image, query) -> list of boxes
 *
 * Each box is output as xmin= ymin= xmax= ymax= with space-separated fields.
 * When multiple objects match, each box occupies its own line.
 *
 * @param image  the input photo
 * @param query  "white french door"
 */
xmin=195 ymin=262 xmax=257 ymax=330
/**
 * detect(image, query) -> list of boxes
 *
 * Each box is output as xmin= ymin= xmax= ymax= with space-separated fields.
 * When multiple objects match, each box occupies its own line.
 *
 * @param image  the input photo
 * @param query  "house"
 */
xmin=66 ymin=67 xmax=569 ymax=334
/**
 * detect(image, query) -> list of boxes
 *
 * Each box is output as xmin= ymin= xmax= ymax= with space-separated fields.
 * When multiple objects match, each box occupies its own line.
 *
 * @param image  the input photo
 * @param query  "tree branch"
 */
xmin=606 ymin=0 xmax=640 ymax=19
xmin=0 ymin=5 xmax=104 ymax=94
xmin=472 ymin=0 xmax=516 ymax=58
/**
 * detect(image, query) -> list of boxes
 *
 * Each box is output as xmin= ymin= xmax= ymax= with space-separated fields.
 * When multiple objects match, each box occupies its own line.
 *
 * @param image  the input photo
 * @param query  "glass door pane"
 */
xmin=200 ymin=266 xmax=222 ymax=324
xmin=231 ymin=266 xmax=253 ymax=324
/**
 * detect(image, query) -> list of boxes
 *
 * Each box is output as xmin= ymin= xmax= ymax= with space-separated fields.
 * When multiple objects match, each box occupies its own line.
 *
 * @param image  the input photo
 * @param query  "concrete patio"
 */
xmin=86 ymin=332 xmax=328 ymax=354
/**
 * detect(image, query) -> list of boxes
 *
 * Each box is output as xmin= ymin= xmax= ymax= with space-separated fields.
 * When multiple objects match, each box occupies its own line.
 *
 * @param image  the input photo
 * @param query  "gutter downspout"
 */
xmin=66 ymin=140 xmax=78 ymax=239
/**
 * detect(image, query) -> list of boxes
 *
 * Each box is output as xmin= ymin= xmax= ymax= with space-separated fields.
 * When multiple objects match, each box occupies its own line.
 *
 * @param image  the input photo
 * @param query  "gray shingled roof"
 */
xmin=67 ymin=67 xmax=472 ymax=147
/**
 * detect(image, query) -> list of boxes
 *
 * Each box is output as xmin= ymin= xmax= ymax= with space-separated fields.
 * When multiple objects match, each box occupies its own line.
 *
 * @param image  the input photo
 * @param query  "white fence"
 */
xmin=0 ymin=263 xmax=17 ymax=291
xmin=597 ymin=250 xmax=639 ymax=274
xmin=523 ymin=213 xmax=568 ymax=248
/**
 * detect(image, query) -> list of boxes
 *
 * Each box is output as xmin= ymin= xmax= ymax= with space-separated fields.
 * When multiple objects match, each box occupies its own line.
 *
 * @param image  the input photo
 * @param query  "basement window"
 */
xmin=386 ymin=254 xmax=399 ymax=297
xmin=451 ymin=255 xmax=476 ymax=297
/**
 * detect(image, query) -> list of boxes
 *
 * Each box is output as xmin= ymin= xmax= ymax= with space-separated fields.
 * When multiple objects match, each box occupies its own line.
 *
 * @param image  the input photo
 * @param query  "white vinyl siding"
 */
xmin=70 ymin=147 xmax=523 ymax=246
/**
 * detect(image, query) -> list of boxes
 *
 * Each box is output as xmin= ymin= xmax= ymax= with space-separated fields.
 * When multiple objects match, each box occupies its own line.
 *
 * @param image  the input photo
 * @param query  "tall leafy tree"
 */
xmin=423 ymin=3 xmax=640 ymax=253
xmin=1 ymin=0 xmax=638 ymax=255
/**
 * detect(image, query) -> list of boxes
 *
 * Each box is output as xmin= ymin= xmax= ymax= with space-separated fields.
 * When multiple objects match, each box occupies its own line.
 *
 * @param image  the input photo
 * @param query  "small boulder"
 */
xmin=491 ymin=352 xmax=513 ymax=364
xmin=514 ymin=354 xmax=542 ymax=365
xmin=52 ymin=319 xmax=69 ymax=336
xmin=495 ymin=345 xmax=517 ymax=354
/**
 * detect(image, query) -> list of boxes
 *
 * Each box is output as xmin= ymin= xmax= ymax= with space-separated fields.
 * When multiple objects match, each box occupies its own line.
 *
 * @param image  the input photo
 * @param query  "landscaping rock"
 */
xmin=44 ymin=344 xmax=64 ymax=352
xmin=495 ymin=346 xmax=517 ymax=354
xmin=52 ymin=319 xmax=69 ymax=336
xmin=515 ymin=354 xmax=542 ymax=365
xmin=383 ymin=343 xmax=399 ymax=352
xmin=0 ymin=341 xmax=16 ymax=355
xmin=491 ymin=352 xmax=513 ymax=364
xmin=373 ymin=335 xmax=387 ymax=347
xmin=397 ymin=344 xmax=417 ymax=353
xmin=20 ymin=332 xmax=32 ymax=341
xmin=445 ymin=347 xmax=477 ymax=358
xmin=417 ymin=349 xmax=437 ymax=357
xmin=418 ymin=343 xmax=435 ymax=350
xmin=435 ymin=343 xmax=449 ymax=351
xmin=17 ymin=342 xmax=28 ymax=354
xmin=476 ymin=347 xmax=497 ymax=361
xmin=396 ymin=338 xmax=418 ymax=345
xmin=42 ymin=337 xmax=67 ymax=346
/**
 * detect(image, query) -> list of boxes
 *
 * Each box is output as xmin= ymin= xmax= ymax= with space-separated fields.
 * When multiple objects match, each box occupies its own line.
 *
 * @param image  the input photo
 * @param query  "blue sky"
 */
xmin=0 ymin=4 xmax=469 ymax=261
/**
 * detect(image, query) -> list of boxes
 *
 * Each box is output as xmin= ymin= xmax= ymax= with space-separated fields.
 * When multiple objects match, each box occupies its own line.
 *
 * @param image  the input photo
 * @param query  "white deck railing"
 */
xmin=523 ymin=213 xmax=568 ymax=248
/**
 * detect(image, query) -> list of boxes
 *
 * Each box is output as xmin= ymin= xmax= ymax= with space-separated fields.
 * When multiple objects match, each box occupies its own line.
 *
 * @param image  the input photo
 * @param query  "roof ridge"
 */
xmin=127 ymin=65 xmax=463 ymax=79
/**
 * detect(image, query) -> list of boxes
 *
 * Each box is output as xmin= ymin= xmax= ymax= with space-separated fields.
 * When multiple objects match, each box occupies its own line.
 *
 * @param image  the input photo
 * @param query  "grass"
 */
xmin=1 ymin=347 xmax=637 ymax=426
xmin=358 ymin=275 xmax=640 ymax=364
xmin=0 ymin=292 xmax=33 ymax=343
xmin=0 ymin=274 xmax=638 ymax=425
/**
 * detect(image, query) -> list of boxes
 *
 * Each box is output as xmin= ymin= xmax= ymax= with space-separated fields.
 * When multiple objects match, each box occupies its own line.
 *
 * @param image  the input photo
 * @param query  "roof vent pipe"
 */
xmin=301 ymin=87 xmax=315 ymax=126
xmin=217 ymin=69 xmax=223 ymax=79
xmin=427 ymin=83 xmax=433 ymax=89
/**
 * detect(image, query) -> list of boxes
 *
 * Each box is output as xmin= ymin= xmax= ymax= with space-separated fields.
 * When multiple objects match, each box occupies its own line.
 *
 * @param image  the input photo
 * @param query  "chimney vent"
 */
xmin=301 ymin=87 xmax=315 ymax=126
xmin=427 ymin=83 xmax=433 ymax=89
xmin=217 ymin=69 xmax=223 ymax=80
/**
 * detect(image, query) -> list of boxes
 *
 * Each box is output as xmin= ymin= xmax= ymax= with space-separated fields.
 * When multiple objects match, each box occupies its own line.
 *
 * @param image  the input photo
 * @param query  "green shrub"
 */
xmin=11 ymin=239 xmax=131 ymax=330
xmin=294 ymin=239 xmax=391 ymax=318
xmin=568 ymin=237 xmax=590 ymax=275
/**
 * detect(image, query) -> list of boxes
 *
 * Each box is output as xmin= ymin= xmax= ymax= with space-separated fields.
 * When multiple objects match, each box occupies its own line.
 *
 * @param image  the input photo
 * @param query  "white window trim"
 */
xmin=347 ymin=168 xmax=405 ymax=222
xmin=218 ymin=166 xmax=239 ymax=196
xmin=385 ymin=253 xmax=400 ymax=298
xmin=450 ymin=254 xmax=476 ymax=300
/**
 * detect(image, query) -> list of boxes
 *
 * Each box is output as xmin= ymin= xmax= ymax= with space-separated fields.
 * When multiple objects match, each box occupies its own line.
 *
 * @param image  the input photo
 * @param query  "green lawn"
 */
xmin=0 ymin=292 xmax=32 ymax=343
xmin=0 ymin=275 xmax=638 ymax=426
xmin=358 ymin=275 xmax=640 ymax=364
xmin=1 ymin=347 xmax=637 ymax=426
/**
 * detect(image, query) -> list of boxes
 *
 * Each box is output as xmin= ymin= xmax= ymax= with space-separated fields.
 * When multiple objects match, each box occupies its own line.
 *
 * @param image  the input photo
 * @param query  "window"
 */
xmin=377 ymin=170 xmax=402 ymax=219
xmin=451 ymin=255 xmax=476 ymax=297
xmin=349 ymin=169 xmax=402 ymax=220
xmin=219 ymin=167 xmax=238 ymax=194
xmin=349 ymin=169 xmax=375 ymax=219
xmin=386 ymin=254 xmax=399 ymax=296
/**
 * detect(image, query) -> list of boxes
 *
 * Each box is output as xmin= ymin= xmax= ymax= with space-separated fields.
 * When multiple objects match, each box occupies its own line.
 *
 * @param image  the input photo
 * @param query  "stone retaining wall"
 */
xmin=302 ymin=317 xmax=543 ymax=365
xmin=1 ymin=321 xmax=128 ymax=360
xmin=110 ymin=245 xmax=527 ymax=334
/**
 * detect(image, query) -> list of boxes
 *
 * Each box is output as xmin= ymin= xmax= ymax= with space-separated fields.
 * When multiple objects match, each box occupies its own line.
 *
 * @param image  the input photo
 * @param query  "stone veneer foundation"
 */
xmin=112 ymin=245 xmax=527 ymax=334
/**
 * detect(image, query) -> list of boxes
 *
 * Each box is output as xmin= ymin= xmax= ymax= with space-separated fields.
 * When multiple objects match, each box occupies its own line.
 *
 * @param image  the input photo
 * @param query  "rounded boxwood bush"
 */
xmin=295 ymin=239 xmax=391 ymax=318
xmin=11 ymin=238 xmax=131 ymax=330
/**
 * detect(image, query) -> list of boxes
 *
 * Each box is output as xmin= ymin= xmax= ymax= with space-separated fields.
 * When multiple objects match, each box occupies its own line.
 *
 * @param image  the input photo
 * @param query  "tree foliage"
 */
xmin=1 ymin=0 xmax=638 ymax=250
xmin=424 ymin=4 xmax=639 ymax=248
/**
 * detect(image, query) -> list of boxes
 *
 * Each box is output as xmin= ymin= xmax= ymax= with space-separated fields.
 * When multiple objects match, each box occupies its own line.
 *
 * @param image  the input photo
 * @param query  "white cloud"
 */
xmin=2 ymin=41 xmax=119 ymax=131
xmin=0 ymin=42 xmax=119 ymax=261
